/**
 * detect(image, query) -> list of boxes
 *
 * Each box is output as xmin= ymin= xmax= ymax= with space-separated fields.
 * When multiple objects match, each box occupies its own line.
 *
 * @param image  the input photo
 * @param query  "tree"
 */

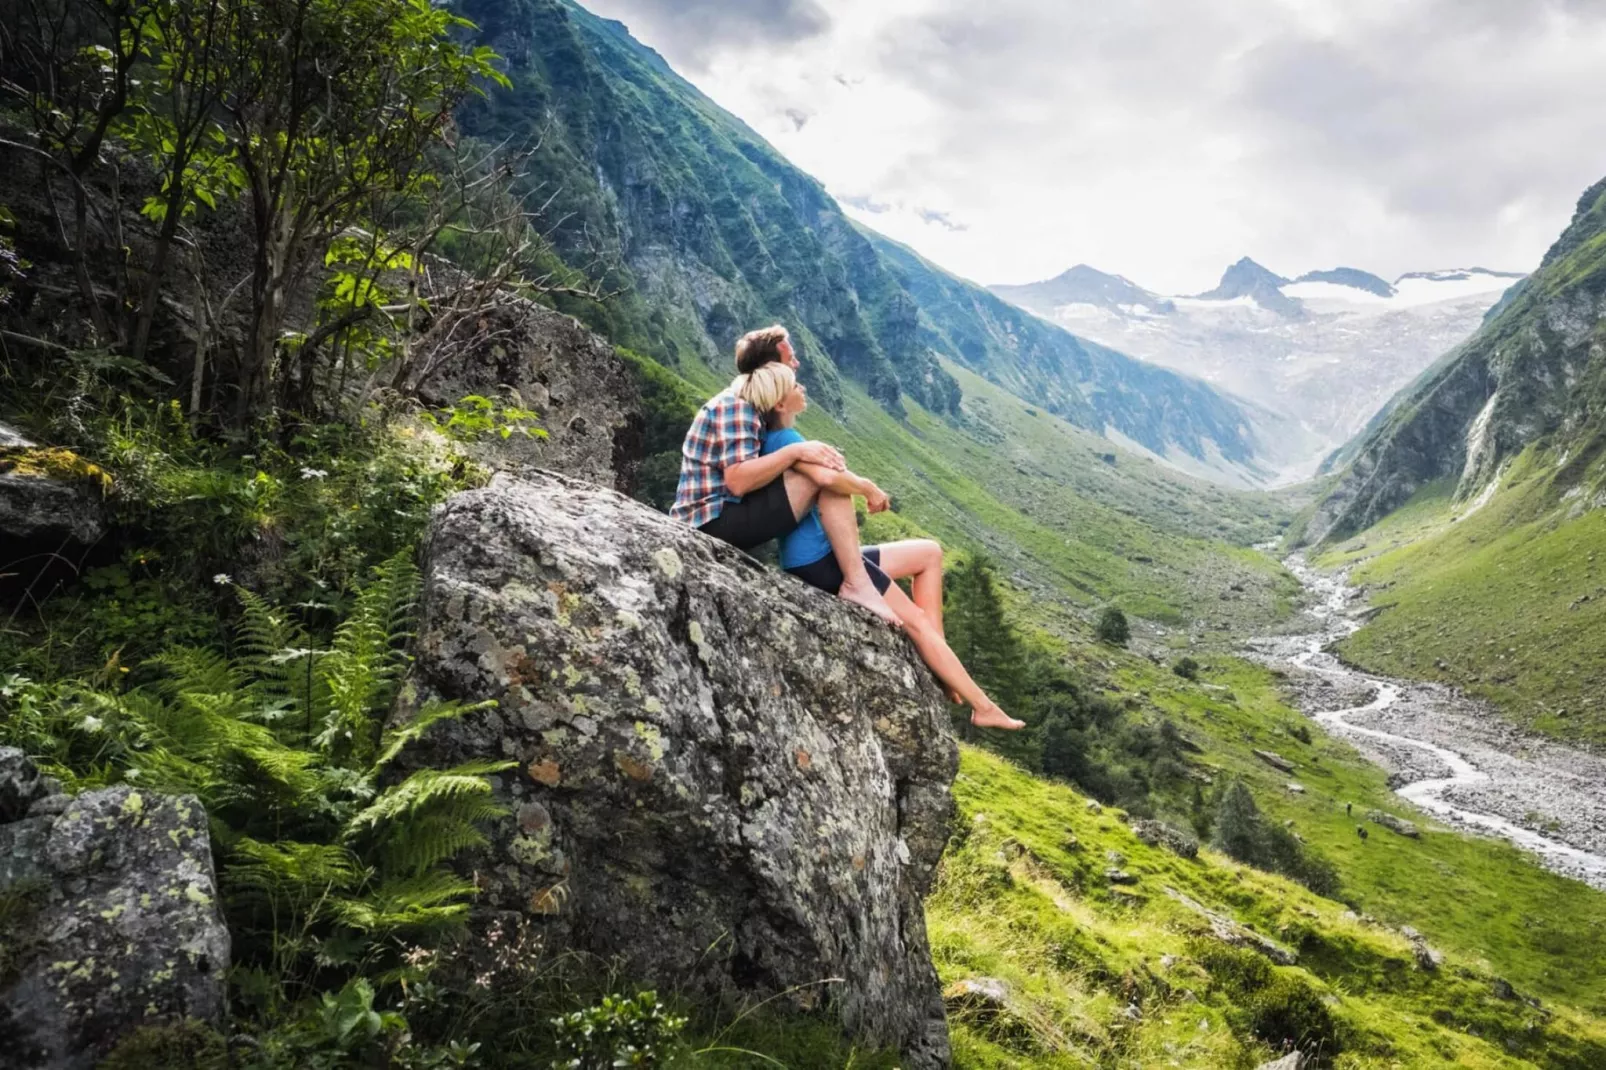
xmin=207 ymin=0 xmax=508 ymax=419
xmin=1211 ymin=779 xmax=1264 ymax=864
xmin=1094 ymin=606 xmax=1129 ymax=646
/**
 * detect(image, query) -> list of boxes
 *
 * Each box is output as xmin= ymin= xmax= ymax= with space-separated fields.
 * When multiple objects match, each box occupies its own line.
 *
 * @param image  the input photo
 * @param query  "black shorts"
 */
xmin=697 ymin=478 xmax=799 ymax=551
xmin=785 ymin=546 xmax=893 ymax=596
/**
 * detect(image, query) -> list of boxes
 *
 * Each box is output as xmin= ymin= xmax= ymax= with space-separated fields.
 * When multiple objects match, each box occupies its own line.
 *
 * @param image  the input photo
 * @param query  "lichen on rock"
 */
xmin=397 ymin=470 xmax=960 ymax=1067
xmin=0 ymin=749 xmax=229 ymax=1069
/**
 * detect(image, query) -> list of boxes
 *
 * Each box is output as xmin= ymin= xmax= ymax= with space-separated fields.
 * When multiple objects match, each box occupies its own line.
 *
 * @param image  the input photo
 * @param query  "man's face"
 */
xmin=778 ymin=338 xmax=799 ymax=370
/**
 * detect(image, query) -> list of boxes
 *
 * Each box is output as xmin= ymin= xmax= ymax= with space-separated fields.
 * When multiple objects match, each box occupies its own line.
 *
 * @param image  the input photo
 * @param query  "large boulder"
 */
xmin=0 ymin=750 xmax=229 ymax=1068
xmin=398 ymin=471 xmax=960 ymax=1067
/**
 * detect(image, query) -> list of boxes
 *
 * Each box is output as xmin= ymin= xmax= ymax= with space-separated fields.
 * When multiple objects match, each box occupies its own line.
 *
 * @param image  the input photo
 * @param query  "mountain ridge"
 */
xmin=454 ymin=0 xmax=1272 ymax=481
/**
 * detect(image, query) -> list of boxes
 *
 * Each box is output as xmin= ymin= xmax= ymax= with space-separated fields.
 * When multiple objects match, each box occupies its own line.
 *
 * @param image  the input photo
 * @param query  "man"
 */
xmin=670 ymin=324 xmax=899 ymax=624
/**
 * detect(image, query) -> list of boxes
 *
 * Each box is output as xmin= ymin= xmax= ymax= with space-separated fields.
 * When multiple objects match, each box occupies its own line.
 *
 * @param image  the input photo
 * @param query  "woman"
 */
xmin=737 ymin=363 xmax=1024 ymax=732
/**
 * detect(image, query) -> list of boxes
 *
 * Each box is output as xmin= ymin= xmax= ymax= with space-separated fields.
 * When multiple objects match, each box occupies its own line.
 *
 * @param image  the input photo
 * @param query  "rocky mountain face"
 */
xmin=993 ymin=259 xmax=1524 ymax=482
xmin=1305 ymin=178 xmax=1606 ymax=544
xmin=398 ymin=470 xmax=959 ymax=1067
xmin=452 ymin=0 xmax=1270 ymax=482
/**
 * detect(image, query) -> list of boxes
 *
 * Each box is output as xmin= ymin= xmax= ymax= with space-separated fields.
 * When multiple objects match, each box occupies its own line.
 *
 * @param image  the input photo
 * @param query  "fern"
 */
xmin=343 ymin=762 xmax=514 ymax=840
xmin=372 ymin=697 xmax=496 ymax=772
xmin=332 ymin=871 xmax=480 ymax=935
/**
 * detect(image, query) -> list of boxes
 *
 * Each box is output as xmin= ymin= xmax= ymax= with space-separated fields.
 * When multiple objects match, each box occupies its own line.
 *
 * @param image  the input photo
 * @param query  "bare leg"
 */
xmin=874 ymin=539 xmax=945 ymax=633
xmin=782 ymin=469 xmax=822 ymax=522
xmin=874 ymin=540 xmax=957 ymax=700
xmin=815 ymin=490 xmax=900 ymax=626
xmin=883 ymin=584 xmax=1022 ymax=729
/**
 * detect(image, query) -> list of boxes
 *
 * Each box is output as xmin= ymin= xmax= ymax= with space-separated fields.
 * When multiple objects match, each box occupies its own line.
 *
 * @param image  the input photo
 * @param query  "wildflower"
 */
xmin=300 ymin=467 xmax=329 ymax=480
xmin=213 ymin=573 xmax=233 ymax=585
xmin=80 ymin=715 xmax=104 ymax=733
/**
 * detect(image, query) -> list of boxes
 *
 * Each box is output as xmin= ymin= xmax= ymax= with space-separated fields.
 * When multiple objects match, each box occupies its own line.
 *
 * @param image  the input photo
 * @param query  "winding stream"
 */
xmin=1249 ymin=556 xmax=1606 ymax=890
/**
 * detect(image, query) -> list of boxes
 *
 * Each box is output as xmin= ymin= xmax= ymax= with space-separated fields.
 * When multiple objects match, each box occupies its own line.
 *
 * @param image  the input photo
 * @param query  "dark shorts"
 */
xmin=785 ymin=546 xmax=893 ymax=596
xmin=697 ymin=478 xmax=798 ymax=551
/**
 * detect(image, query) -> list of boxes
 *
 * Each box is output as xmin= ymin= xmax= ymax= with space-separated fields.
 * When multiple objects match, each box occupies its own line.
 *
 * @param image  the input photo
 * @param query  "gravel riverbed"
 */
xmin=1247 ymin=555 xmax=1606 ymax=890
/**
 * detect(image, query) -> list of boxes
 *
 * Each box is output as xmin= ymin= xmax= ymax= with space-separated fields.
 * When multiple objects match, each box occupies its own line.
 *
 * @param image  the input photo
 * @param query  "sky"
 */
xmin=576 ymin=0 xmax=1606 ymax=295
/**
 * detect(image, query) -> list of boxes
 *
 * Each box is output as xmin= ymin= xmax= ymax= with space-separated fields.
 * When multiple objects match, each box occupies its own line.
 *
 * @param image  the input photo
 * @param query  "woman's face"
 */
xmin=774 ymin=382 xmax=808 ymax=423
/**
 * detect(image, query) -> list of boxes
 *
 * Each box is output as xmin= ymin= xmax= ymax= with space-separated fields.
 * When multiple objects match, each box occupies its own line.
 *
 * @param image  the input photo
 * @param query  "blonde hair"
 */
xmin=734 ymin=324 xmax=790 ymax=374
xmin=734 ymin=361 xmax=797 ymax=416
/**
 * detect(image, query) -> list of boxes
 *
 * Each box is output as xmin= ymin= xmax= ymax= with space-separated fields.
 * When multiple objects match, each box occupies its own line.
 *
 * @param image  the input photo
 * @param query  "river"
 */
xmin=1247 ymin=555 xmax=1606 ymax=890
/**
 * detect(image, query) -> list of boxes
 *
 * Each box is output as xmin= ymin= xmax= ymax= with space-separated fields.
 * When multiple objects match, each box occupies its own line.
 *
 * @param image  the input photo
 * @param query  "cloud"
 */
xmin=578 ymin=0 xmax=830 ymax=71
xmin=576 ymin=0 xmax=1606 ymax=294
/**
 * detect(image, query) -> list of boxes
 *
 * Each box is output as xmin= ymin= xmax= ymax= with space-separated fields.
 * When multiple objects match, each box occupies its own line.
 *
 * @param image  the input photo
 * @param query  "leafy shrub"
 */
xmin=1094 ymin=606 xmax=1130 ymax=646
xmin=1286 ymin=721 xmax=1312 ymax=745
xmin=1173 ymin=657 xmax=1200 ymax=680
xmin=1191 ymin=941 xmax=1343 ymax=1059
xmin=551 ymin=990 xmax=687 ymax=1069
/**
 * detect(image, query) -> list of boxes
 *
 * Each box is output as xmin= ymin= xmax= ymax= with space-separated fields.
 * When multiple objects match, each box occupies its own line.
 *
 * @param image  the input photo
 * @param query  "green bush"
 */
xmin=551 ymin=990 xmax=687 ymax=1069
xmin=1094 ymin=606 xmax=1130 ymax=646
xmin=1192 ymin=941 xmax=1343 ymax=1059
xmin=1212 ymin=780 xmax=1341 ymax=899
xmin=1172 ymin=656 xmax=1200 ymax=680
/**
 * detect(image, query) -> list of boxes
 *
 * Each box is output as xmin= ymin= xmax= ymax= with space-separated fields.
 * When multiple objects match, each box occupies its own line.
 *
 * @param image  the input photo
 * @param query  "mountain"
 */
xmin=1195 ymin=256 xmax=1303 ymax=317
xmin=454 ymin=0 xmax=1273 ymax=483
xmin=1307 ymin=179 xmax=1606 ymax=544
xmin=1294 ymin=267 xmax=1395 ymax=297
xmin=1300 ymin=175 xmax=1606 ymax=745
xmin=992 ymin=260 xmax=1523 ymax=481
xmin=991 ymin=264 xmax=1175 ymax=317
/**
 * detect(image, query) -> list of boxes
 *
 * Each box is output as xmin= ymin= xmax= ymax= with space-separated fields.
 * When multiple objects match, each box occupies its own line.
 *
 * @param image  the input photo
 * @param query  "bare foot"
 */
xmin=839 ymin=579 xmax=903 ymax=627
xmin=970 ymin=703 xmax=1025 ymax=731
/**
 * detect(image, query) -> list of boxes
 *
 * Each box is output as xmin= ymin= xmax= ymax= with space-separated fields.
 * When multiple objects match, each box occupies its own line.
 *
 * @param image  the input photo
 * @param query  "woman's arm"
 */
xmin=725 ymin=441 xmax=845 ymax=497
xmin=794 ymin=462 xmax=891 ymax=513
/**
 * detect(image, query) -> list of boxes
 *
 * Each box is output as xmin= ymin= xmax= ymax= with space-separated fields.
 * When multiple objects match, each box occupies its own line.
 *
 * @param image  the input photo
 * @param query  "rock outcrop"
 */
xmin=410 ymin=295 xmax=643 ymax=491
xmin=398 ymin=471 xmax=960 ymax=1067
xmin=0 ymin=422 xmax=105 ymax=547
xmin=0 ymin=749 xmax=229 ymax=1068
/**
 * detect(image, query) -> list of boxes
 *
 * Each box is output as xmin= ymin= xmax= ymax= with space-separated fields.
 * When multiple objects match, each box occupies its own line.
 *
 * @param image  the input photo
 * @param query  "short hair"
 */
xmin=736 ymin=362 xmax=796 ymax=416
xmin=734 ymin=324 xmax=790 ymax=374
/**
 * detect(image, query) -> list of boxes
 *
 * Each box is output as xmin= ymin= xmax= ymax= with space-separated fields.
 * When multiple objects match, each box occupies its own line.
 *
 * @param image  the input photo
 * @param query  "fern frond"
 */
xmin=317 ymin=552 xmax=421 ymax=766
xmin=377 ymin=796 xmax=507 ymax=875
xmin=331 ymin=870 xmax=477 ymax=934
xmin=234 ymin=585 xmax=310 ymax=675
xmin=224 ymin=837 xmax=363 ymax=916
xmin=372 ymin=698 xmax=496 ymax=772
xmin=341 ymin=761 xmax=513 ymax=841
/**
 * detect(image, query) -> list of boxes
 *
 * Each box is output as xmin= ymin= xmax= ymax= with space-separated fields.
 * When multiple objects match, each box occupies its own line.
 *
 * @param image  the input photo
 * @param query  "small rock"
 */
xmin=1286 ymin=781 xmax=1305 ymax=794
xmin=1106 ymin=867 xmax=1138 ymax=885
xmin=1121 ymin=1002 xmax=1142 ymax=1021
xmin=1367 ymin=809 xmax=1420 ymax=838
xmin=1253 ymin=749 xmax=1296 ymax=773
xmin=1160 ymin=954 xmax=1180 ymax=970
xmin=1492 ymin=977 xmax=1518 ymax=1000
xmin=1131 ymin=819 xmax=1199 ymax=859
xmin=1256 ymin=1054 xmax=1306 ymax=1070
xmin=0 ymin=747 xmax=46 ymax=821
xmin=1086 ymin=800 xmax=1103 ymax=814
xmin=1105 ymin=848 xmax=1126 ymax=866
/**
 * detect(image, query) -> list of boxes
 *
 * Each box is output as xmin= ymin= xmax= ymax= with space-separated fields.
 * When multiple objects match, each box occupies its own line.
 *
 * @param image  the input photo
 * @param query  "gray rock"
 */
xmin=409 ymin=297 xmax=641 ymax=491
xmin=0 ymin=423 xmax=105 ymax=546
xmin=1367 ymin=809 xmax=1420 ymax=838
xmin=1163 ymin=886 xmax=1298 ymax=966
xmin=0 ymin=768 xmax=229 ymax=1069
xmin=0 ymin=747 xmax=46 ymax=821
xmin=1256 ymin=1053 xmax=1306 ymax=1070
xmin=398 ymin=471 xmax=959 ymax=1068
xmin=1131 ymin=818 xmax=1199 ymax=859
xmin=1105 ymin=867 xmax=1138 ymax=885
xmin=1253 ymin=749 xmax=1296 ymax=773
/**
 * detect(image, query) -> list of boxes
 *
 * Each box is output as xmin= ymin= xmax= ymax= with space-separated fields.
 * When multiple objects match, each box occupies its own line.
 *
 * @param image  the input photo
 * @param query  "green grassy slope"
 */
xmin=1314 ymin=446 xmax=1606 ymax=743
xmin=930 ymin=657 xmax=1606 ymax=1068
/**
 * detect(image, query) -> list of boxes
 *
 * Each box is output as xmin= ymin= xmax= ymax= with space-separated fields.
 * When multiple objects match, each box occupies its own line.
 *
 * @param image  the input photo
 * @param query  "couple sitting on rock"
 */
xmin=670 ymin=325 xmax=1023 ymax=731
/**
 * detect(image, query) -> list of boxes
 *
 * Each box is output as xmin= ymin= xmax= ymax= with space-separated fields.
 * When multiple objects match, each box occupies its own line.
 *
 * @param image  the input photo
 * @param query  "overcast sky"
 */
xmin=577 ymin=0 xmax=1606 ymax=294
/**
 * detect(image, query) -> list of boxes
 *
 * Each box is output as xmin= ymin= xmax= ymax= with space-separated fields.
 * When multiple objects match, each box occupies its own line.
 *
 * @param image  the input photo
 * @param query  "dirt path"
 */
xmin=1247 ymin=555 xmax=1606 ymax=890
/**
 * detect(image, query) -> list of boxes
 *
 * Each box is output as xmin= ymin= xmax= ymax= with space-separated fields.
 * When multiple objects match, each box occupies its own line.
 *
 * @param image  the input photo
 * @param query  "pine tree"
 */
xmin=1212 ymin=779 xmax=1265 ymax=864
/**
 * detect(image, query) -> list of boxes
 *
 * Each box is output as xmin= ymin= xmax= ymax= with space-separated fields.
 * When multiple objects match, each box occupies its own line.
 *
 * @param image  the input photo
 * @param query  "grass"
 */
xmin=1312 ymin=446 xmax=1606 ymax=744
xmin=930 ymin=675 xmax=1606 ymax=1068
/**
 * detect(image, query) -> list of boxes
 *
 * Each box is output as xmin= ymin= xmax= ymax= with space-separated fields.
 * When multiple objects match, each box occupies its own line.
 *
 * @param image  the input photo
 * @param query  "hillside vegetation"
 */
xmin=1315 ymin=446 xmax=1606 ymax=743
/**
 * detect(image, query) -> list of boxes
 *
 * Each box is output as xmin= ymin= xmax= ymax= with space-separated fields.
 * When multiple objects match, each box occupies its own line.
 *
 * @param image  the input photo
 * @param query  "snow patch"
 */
xmin=1461 ymin=391 xmax=1500 ymax=485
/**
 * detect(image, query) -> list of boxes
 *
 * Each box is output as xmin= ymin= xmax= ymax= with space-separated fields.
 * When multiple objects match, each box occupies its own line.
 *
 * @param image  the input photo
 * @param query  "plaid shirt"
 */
xmin=670 ymin=390 xmax=764 ymax=528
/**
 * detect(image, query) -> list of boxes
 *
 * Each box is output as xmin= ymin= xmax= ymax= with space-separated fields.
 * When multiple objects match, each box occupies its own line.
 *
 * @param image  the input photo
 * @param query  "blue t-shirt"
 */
xmin=761 ymin=427 xmax=832 ymax=568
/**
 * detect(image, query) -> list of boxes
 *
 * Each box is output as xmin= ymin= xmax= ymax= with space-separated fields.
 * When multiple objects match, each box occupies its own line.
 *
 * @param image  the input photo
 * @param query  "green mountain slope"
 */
xmin=1307 ymin=176 xmax=1606 ymax=544
xmin=1303 ymin=175 xmax=1606 ymax=740
xmin=454 ymin=0 xmax=1271 ymax=478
